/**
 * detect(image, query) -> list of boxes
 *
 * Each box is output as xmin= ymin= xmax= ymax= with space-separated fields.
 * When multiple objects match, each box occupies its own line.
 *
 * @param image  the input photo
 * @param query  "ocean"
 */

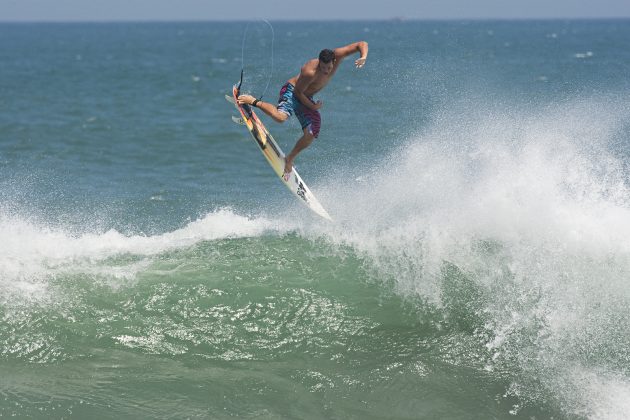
xmin=2 ymin=19 xmax=630 ymax=419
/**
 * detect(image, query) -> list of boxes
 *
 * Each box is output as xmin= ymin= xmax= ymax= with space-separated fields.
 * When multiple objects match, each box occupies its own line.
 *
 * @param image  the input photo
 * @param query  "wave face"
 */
xmin=3 ymin=98 xmax=629 ymax=419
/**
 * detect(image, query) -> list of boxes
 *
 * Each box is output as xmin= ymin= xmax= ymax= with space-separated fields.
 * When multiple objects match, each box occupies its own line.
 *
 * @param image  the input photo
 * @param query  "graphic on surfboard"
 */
xmin=226 ymin=82 xmax=332 ymax=221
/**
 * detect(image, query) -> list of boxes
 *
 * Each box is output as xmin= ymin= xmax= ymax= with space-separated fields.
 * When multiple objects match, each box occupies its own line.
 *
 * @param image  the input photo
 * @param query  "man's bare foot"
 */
xmin=237 ymin=94 xmax=255 ymax=106
xmin=284 ymin=156 xmax=294 ymax=176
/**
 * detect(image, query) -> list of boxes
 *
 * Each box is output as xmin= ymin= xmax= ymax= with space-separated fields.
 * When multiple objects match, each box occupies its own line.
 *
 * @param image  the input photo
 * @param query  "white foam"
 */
xmin=587 ymin=376 xmax=630 ymax=420
xmin=310 ymin=95 xmax=630 ymax=416
xmin=0 ymin=209 xmax=280 ymax=291
xmin=549 ymin=367 xmax=630 ymax=420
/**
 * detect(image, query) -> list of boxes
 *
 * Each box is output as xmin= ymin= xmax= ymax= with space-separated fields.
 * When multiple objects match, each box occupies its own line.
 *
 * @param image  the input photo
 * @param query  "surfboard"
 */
xmin=226 ymin=84 xmax=332 ymax=221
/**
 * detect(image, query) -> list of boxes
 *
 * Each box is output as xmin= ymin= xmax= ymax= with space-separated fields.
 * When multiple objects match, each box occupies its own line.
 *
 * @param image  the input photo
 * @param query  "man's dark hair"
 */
xmin=319 ymin=49 xmax=335 ymax=63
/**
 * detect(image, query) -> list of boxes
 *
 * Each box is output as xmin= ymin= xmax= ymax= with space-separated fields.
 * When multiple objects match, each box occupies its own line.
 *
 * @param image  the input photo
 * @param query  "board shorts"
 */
xmin=276 ymin=83 xmax=321 ymax=138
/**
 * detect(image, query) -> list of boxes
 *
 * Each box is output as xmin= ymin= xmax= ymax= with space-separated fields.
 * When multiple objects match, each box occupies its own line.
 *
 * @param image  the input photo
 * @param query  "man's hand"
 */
xmin=237 ymin=94 xmax=256 ymax=105
xmin=355 ymin=57 xmax=366 ymax=68
xmin=311 ymin=100 xmax=323 ymax=111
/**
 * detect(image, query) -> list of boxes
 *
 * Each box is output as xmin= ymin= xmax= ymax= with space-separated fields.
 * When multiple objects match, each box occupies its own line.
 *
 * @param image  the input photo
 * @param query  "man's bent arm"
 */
xmin=294 ymin=89 xmax=320 ymax=111
xmin=293 ymin=68 xmax=320 ymax=111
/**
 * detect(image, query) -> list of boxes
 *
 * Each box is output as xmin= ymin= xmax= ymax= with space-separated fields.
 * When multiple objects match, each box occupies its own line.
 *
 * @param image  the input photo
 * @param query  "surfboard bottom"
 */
xmin=226 ymin=86 xmax=332 ymax=221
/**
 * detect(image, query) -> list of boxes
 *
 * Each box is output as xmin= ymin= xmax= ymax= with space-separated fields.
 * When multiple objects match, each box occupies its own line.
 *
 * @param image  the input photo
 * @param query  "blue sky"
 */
xmin=2 ymin=0 xmax=630 ymax=21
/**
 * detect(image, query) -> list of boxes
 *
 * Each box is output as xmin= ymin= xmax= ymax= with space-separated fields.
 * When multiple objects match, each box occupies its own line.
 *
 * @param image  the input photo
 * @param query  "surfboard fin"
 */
xmin=231 ymin=116 xmax=246 ymax=125
xmin=225 ymin=94 xmax=236 ymax=104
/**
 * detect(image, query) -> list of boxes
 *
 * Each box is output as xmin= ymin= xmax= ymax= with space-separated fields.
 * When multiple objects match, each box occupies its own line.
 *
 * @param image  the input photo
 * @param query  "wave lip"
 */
xmin=0 ymin=209 xmax=279 ymax=291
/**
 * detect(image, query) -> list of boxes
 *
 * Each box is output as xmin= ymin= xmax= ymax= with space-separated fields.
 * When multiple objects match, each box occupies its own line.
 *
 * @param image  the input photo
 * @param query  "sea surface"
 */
xmin=2 ymin=19 xmax=630 ymax=419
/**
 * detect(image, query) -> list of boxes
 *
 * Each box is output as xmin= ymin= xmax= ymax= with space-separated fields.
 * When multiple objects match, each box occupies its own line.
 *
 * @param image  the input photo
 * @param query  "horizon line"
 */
xmin=1 ymin=16 xmax=630 ymax=25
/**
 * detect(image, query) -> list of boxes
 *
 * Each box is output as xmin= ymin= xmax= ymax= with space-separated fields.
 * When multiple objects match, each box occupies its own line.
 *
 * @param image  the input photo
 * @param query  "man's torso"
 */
xmin=287 ymin=58 xmax=341 ymax=97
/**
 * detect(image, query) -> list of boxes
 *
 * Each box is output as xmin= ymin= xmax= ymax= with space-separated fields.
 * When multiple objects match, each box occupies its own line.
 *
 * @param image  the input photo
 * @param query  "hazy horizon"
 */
xmin=2 ymin=0 xmax=630 ymax=22
xmin=2 ymin=16 xmax=630 ymax=24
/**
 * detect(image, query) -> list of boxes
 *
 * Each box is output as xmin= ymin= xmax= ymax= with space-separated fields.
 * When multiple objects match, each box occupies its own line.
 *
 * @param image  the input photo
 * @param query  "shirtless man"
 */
xmin=237 ymin=41 xmax=368 ymax=175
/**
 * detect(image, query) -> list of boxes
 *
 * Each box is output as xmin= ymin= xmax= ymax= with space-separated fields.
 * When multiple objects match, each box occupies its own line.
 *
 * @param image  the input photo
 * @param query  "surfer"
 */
xmin=237 ymin=41 xmax=368 ymax=175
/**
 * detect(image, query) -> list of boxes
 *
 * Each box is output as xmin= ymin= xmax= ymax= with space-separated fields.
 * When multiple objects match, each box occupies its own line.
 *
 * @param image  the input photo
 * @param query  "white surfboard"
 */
xmin=226 ymin=84 xmax=332 ymax=221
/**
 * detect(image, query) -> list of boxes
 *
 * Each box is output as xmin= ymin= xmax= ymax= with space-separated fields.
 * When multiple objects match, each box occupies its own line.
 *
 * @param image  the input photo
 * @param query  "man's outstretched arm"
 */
xmin=334 ymin=41 xmax=368 ymax=67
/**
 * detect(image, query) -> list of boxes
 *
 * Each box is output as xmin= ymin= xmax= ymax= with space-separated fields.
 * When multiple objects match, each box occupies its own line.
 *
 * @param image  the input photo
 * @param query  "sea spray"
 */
xmin=314 ymin=96 xmax=630 ymax=418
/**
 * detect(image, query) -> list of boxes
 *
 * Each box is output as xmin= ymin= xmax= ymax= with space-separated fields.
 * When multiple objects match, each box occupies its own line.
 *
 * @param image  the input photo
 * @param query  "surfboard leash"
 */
xmin=238 ymin=19 xmax=275 ymax=101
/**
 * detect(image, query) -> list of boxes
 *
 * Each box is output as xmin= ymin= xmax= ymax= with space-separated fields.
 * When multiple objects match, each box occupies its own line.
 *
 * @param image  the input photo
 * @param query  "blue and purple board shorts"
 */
xmin=276 ymin=83 xmax=321 ymax=138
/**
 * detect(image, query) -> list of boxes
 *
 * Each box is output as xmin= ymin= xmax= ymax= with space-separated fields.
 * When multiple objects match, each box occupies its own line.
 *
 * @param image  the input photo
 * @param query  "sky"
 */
xmin=1 ymin=0 xmax=630 ymax=22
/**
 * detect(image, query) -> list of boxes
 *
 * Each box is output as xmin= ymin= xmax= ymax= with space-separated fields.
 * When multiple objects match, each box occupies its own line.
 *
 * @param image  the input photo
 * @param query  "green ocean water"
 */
xmin=2 ymin=20 xmax=630 ymax=419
